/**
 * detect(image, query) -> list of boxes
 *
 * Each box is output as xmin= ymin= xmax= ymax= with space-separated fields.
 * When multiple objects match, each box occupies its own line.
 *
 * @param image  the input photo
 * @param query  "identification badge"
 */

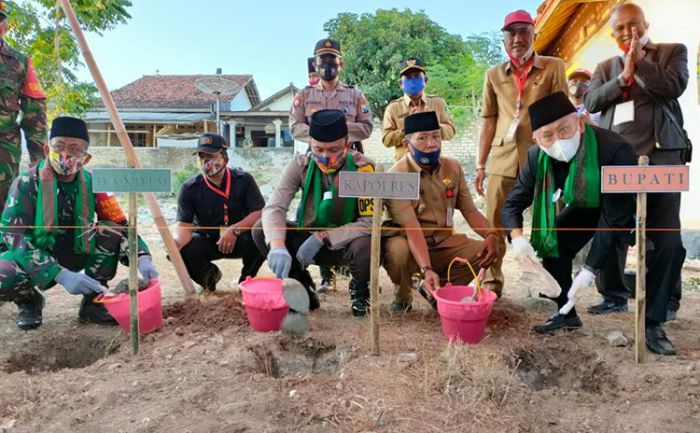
xmin=323 ymin=191 xmax=333 ymax=201
xmin=613 ymin=100 xmax=635 ymax=126
xmin=552 ymin=188 xmax=561 ymax=203
xmin=504 ymin=117 xmax=521 ymax=143
xmin=446 ymin=207 xmax=454 ymax=227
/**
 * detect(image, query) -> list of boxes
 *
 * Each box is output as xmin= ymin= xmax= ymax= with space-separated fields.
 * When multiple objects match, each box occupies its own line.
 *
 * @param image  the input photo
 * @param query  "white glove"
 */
xmin=511 ymin=236 xmax=537 ymax=261
xmin=559 ymin=268 xmax=596 ymax=315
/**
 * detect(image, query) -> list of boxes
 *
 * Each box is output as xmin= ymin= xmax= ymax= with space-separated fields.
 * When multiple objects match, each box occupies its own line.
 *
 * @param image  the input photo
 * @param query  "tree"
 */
xmin=6 ymin=0 xmax=132 ymax=118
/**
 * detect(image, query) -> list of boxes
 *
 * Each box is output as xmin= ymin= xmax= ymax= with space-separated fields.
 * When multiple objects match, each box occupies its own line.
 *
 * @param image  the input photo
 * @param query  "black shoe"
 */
xmin=646 ymin=324 xmax=676 ymax=356
xmin=349 ymin=279 xmax=369 ymax=317
xmin=15 ymin=289 xmax=45 ymax=331
xmin=79 ymin=293 xmax=118 ymax=325
xmin=533 ymin=313 xmax=583 ymax=334
xmin=202 ymin=265 xmax=222 ymax=292
xmin=666 ymin=309 xmax=678 ymax=322
xmin=390 ymin=299 xmax=413 ymax=314
xmin=317 ymin=266 xmax=336 ymax=294
xmin=294 ymin=269 xmax=320 ymax=311
xmin=587 ymin=298 xmax=628 ymax=315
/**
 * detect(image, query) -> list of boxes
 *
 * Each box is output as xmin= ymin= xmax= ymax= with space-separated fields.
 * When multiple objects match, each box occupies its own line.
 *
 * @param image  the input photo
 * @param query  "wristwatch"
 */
xmin=476 ymin=164 xmax=486 ymax=171
xmin=420 ymin=265 xmax=433 ymax=278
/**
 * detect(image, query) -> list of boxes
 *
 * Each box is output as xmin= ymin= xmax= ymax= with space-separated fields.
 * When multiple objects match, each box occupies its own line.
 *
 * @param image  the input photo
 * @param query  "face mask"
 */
xmin=48 ymin=149 xmax=89 ymax=176
xmin=318 ymin=61 xmax=339 ymax=81
xmin=401 ymin=76 xmax=426 ymax=97
xmin=410 ymin=143 xmax=441 ymax=166
xmin=506 ymin=44 xmax=534 ymax=67
xmin=313 ymin=150 xmax=346 ymax=174
xmin=309 ymin=76 xmax=320 ymax=86
xmin=541 ymin=130 xmax=581 ymax=162
xmin=568 ymin=82 xmax=589 ymax=98
xmin=198 ymin=154 xmax=226 ymax=177
xmin=618 ymin=31 xmax=649 ymax=52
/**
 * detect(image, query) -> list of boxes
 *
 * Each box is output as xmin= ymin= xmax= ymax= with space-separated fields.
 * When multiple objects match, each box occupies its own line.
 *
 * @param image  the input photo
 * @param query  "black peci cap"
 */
xmin=50 ymin=116 xmax=89 ymax=143
xmin=309 ymin=109 xmax=348 ymax=142
xmin=528 ymin=92 xmax=577 ymax=132
xmin=404 ymin=111 xmax=440 ymax=135
xmin=307 ymin=57 xmax=316 ymax=73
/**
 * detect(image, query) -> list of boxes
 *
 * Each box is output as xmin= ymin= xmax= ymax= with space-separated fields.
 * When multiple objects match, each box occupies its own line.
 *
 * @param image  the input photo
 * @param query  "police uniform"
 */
xmin=0 ymin=3 xmax=48 ymax=211
xmin=289 ymin=38 xmax=373 ymax=153
xmin=382 ymin=56 xmax=456 ymax=160
xmin=176 ymin=134 xmax=266 ymax=288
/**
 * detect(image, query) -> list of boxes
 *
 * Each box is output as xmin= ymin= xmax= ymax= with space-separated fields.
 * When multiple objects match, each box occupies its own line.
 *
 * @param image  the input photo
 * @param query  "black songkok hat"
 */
xmin=309 ymin=109 xmax=348 ymax=142
xmin=50 ymin=116 xmax=89 ymax=143
xmin=307 ymin=57 xmax=316 ymax=73
xmin=528 ymin=91 xmax=577 ymax=132
xmin=404 ymin=111 xmax=440 ymax=135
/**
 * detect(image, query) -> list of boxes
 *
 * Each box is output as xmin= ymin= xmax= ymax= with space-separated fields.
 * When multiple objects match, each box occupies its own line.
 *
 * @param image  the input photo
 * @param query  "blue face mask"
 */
xmin=410 ymin=143 xmax=441 ymax=166
xmin=401 ymin=76 xmax=426 ymax=96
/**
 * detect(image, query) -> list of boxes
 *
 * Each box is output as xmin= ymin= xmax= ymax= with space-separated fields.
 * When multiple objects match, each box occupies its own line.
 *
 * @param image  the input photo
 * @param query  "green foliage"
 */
xmin=5 ymin=0 xmax=132 ymax=119
xmin=172 ymin=163 xmax=198 ymax=198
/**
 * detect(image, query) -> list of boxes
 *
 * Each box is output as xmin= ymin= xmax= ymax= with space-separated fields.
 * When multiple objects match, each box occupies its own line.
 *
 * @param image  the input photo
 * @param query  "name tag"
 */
xmin=446 ymin=206 xmax=454 ymax=227
xmin=504 ymin=117 xmax=521 ymax=143
xmin=613 ymin=100 xmax=635 ymax=126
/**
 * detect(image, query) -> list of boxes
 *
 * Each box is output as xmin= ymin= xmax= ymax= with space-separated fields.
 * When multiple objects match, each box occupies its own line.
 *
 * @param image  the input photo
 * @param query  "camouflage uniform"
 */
xmin=0 ymin=40 xmax=47 ymax=212
xmin=0 ymin=164 xmax=150 ymax=302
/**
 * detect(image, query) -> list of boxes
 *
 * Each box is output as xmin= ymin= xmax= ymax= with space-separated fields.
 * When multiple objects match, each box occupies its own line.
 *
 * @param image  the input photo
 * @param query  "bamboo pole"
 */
xmin=369 ymin=198 xmax=383 ymax=356
xmin=58 ymin=0 xmax=195 ymax=296
xmin=128 ymin=190 xmax=139 ymax=355
xmin=635 ymin=155 xmax=649 ymax=363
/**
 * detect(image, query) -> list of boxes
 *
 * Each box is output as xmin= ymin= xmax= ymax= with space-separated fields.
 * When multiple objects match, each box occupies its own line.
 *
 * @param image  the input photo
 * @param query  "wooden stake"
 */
xmin=369 ymin=198 xmax=383 ymax=356
xmin=58 ymin=0 xmax=195 ymax=297
xmin=128 ymin=190 xmax=139 ymax=355
xmin=635 ymin=155 xmax=649 ymax=364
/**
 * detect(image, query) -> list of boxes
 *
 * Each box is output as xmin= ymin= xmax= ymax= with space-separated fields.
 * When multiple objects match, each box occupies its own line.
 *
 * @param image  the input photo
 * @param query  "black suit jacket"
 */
xmin=584 ymin=41 xmax=689 ymax=164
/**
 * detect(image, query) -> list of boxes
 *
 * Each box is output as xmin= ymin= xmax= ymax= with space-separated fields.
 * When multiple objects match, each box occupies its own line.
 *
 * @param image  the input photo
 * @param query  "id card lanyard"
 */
xmin=203 ymin=168 xmax=232 ymax=226
xmin=513 ymin=57 xmax=534 ymax=117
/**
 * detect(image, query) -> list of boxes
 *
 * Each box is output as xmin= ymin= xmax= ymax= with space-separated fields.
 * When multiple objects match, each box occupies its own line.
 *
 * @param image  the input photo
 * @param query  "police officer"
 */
xmin=0 ymin=1 xmax=48 ymax=212
xmin=382 ymin=56 xmax=456 ymax=161
xmin=254 ymin=109 xmax=376 ymax=316
xmin=383 ymin=111 xmax=499 ymax=312
xmin=174 ymin=133 xmax=265 ymax=291
xmin=0 ymin=117 xmax=157 ymax=330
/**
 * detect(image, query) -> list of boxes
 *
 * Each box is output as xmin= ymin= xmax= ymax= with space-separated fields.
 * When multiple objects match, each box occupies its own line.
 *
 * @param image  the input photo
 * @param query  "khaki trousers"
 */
xmin=483 ymin=174 xmax=515 ymax=293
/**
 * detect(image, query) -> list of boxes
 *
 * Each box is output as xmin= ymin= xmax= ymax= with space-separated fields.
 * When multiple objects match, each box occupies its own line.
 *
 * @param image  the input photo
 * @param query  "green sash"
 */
xmin=297 ymin=153 xmax=357 ymax=228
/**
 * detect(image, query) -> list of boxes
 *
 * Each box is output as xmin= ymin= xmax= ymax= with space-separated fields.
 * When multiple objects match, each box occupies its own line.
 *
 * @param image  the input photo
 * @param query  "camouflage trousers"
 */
xmin=0 ymin=162 xmax=19 ymax=214
xmin=0 ymin=221 xmax=127 ymax=303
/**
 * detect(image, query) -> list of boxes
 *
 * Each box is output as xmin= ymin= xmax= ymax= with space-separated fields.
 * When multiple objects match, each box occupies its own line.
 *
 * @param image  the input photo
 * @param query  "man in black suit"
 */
xmin=585 ymin=2 xmax=688 ymax=333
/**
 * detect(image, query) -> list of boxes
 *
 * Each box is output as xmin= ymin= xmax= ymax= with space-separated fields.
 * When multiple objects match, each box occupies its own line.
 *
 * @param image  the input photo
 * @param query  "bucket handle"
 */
xmin=447 ymin=257 xmax=481 ymax=297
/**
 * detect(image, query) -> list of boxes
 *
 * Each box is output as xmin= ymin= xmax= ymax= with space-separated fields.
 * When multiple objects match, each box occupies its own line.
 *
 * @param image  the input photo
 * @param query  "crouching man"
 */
xmin=0 ymin=117 xmax=157 ymax=330
xmin=253 ymin=109 xmax=375 ymax=316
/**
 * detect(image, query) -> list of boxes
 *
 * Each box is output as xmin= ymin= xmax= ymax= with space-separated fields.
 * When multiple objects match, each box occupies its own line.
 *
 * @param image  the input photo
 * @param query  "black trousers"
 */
xmin=251 ymin=220 xmax=371 ymax=285
xmin=179 ymin=231 xmax=265 ymax=285
xmin=595 ymin=192 xmax=685 ymax=320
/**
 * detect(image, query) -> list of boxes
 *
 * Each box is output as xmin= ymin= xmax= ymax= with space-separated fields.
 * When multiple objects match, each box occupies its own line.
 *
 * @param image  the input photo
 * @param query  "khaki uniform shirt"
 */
xmin=481 ymin=54 xmax=567 ymax=178
xmin=386 ymin=154 xmax=476 ymax=245
xmin=382 ymin=93 xmax=456 ymax=160
xmin=289 ymin=82 xmax=373 ymax=143
xmin=262 ymin=150 xmax=375 ymax=249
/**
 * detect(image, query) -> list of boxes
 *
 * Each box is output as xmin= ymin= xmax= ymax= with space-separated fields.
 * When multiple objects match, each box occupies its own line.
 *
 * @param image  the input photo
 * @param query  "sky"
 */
xmin=77 ymin=0 xmax=542 ymax=99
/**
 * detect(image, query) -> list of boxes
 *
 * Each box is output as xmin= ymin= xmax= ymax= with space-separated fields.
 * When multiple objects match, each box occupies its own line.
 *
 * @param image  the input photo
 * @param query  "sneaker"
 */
xmin=202 ymin=265 xmax=222 ymax=292
xmin=349 ymin=279 xmax=369 ymax=317
xmin=389 ymin=299 xmax=413 ymax=314
xmin=587 ymin=298 xmax=628 ymax=315
xmin=15 ymin=289 xmax=45 ymax=331
xmin=533 ymin=313 xmax=583 ymax=334
xmin=79 ymin=293 xmax=118 ymax=325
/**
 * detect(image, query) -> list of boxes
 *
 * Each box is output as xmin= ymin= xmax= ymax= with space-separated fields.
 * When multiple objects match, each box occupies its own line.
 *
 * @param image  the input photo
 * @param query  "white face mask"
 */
xmin=541 ymin=130 xmax=581 ymax=162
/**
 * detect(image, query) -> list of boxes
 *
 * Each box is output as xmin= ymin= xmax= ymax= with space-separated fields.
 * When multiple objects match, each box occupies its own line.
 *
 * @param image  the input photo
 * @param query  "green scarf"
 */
xmin=298 ymin=153 xmax=357 ymax=228
xmin=34 ymin=160 xmax=95 ymax=255
xmin=531 ymin=124 xmax=600 ymax=258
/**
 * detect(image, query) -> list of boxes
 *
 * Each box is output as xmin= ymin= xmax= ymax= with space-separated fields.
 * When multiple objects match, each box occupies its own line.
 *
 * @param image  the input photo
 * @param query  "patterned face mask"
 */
xmin=198 ymin=154 xmax=226 ymax=177
xmin=48 ymin=149 xmax=90 ymax=176
xmin=312 ymin=150 xmax=346 ymax=174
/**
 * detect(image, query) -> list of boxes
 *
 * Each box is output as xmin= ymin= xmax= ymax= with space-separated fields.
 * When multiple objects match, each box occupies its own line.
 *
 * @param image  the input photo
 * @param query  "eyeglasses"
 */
xmin=50 ymin=143 xmax=88 ymax=158
xmin=537 ymin=120 xmax=579 ymax=146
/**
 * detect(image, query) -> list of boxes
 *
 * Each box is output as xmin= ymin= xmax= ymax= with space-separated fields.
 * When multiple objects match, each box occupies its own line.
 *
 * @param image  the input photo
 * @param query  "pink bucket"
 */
xmin=95 ymin=279 xmax=163 ymax=334
xmin=433 ymin=284 xmax=496 ymax=344
xmin=238 ymin=277 xmax=289 ymax=332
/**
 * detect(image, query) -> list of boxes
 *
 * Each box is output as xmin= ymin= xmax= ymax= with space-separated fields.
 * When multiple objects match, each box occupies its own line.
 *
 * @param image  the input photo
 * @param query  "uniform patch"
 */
xmin=95 ymin=192 xmax=127 ymax=223
xmin=21 ymin=57 xmax=47 ymax=99
xmin=358 ymin=197 xmax=374 ymax=216
xmin=359 ymin=96 xmax=369 ymax=113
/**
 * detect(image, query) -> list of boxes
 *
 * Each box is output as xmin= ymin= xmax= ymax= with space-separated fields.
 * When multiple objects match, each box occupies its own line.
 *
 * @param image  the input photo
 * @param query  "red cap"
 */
xmin=501 ymin=10 xmax=534 ymax=31
xmin=568 ymin=68 xmax=592 ymax=80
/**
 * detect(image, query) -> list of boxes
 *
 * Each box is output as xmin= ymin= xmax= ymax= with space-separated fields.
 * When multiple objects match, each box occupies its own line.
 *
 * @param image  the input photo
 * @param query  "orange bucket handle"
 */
xmin=447 ymin=257 xmax=482 ymax=297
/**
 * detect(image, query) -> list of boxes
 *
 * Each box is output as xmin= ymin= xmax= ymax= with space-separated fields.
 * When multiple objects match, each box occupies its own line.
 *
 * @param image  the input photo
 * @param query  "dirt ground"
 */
xmin=1 ymin=217 xmax=700 ymax=433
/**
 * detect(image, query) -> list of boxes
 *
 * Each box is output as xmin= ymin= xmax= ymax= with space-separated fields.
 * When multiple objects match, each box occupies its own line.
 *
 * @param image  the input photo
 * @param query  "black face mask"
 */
xmin=318 ymin=61 xmax=339 ymax=81
xmin=568 ymin=82 xmax=589 ymax=98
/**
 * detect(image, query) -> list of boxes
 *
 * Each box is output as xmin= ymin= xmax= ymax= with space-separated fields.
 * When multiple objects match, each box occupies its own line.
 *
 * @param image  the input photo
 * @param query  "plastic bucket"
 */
xmin=95 ymin=279 xmax=163 ymax=334
xmin=433 ymin=284 xmax=497 ymax=344
xmin=239 ymin=277 xmax=289 ymax=332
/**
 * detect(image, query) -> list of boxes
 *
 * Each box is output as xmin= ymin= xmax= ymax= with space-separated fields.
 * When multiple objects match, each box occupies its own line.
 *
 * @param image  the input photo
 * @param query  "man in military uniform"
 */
xmin=290 ymin=38 xmax=373 ymax=292
xmin=0 ymin=117 xmax=157 ymax=330
xmin=174 ymin=133 xmax=265 ymax=291
xmin=0 ymin=1 xmax=47 ymax=211
xmin=382 ymin=56 xmax=455 ymax=161
xmin=254 ymin=109 xmax=375 ymax=316
xmin=383 ymin=111 xmax=498 ymax=312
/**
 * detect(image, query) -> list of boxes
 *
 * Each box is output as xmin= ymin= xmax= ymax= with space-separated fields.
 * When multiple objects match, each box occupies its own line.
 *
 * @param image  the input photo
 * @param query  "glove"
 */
xmin=268 ymin=247 xmax=292 ymax=279
xmin=559 ymin=268 xmax=596 ymax=315
xmin=56 ymin=269 xmax=104 ymax=296
xmin=296 ymin=234 xmax=324 ymax=269
xmin=138 ymin=256 xmax=159 ymax=280
xmin=511 ymin=236 xmax=537 ymax=260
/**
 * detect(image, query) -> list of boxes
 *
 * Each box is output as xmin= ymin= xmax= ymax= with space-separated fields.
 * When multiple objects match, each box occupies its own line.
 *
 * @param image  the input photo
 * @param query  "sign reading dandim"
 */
xmin=92 ymin=168 xmax=172 ymax=193
xmin=601 ymin=165 xmax=689 ymax=193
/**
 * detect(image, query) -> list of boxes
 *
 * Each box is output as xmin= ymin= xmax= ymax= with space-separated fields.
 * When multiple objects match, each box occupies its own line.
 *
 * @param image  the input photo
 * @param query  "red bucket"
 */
xmin=95 ymin=279 xmax=163 ymax=334
xmin=239 ymin=277 xmax=289 ymax=332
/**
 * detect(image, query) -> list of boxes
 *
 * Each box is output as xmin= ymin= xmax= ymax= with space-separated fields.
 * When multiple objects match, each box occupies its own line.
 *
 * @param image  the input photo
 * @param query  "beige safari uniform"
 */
xmin=480 ymin=54 xmax=567 ymax=291
xmin=289 ymin=82 xmax=373 ymax=144
xmin=384 ymin=154 xmax=487 ymax=303
xmin=262 ymin=149 xmax=375 ymax=249
xmin=382 ymin=94 xmax=456 ymax=160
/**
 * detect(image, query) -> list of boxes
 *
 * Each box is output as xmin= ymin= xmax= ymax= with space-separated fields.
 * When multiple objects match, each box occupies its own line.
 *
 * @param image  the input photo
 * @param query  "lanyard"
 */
xmin=513 ymin=58 xmax=534 ymax=117
xmin=203 ymin=168 xmax=232 ymax=226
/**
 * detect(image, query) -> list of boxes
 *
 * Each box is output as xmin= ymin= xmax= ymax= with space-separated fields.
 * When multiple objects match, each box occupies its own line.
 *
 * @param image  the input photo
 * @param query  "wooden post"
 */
xmin=369 ymin=198 xmax=383 ymax=356
xmin=58 ymin=0 xmax=195 ymax=297
xmin=128 ymin=190 xmax=139 ymax=355
xmin=635 ymin=155 xmax=649 ymax=364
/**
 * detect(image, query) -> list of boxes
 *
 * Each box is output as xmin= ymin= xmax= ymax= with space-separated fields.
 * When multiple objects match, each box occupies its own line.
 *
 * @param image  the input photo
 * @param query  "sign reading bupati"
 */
xmin=92 ymin=168 xmax=172 ymax=193
xmin=601 ymin=165 xmax=689 ymax=193
xmin=338 ymin=171 xmax=420 ymax=200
